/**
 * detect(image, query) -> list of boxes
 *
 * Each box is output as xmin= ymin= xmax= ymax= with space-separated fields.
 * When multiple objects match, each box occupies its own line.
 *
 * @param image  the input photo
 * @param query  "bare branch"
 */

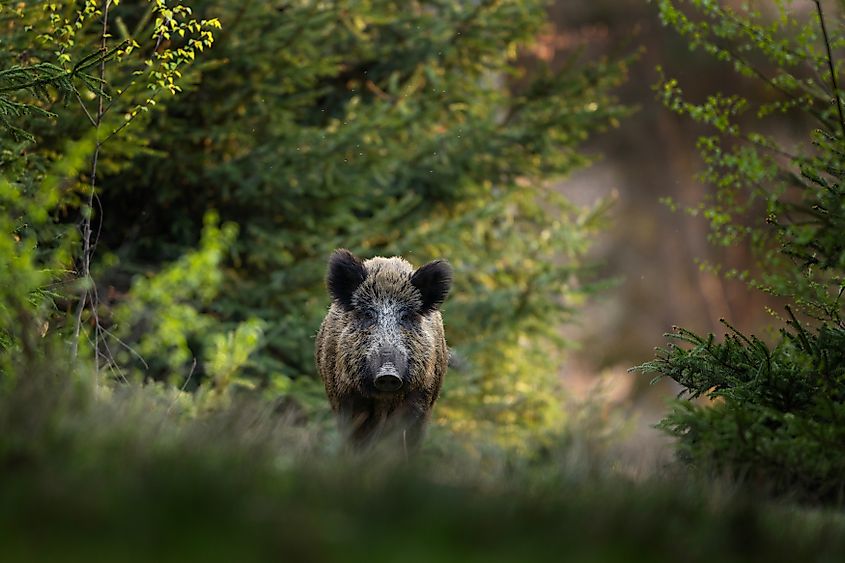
xmin=72 ymin=0 xmax=112 ymax=368
xmin=814 ymin=0 xmax=845 ymax=140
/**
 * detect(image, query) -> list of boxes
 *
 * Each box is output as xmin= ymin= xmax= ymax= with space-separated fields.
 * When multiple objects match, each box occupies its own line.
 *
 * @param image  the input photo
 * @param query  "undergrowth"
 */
xmin=1 ymin=366 xmax=844 ymax=563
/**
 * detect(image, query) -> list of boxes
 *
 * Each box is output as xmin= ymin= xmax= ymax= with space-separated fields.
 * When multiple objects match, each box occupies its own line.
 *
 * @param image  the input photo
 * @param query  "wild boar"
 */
xmin=315 ymin=249 xmax=451 ymax=451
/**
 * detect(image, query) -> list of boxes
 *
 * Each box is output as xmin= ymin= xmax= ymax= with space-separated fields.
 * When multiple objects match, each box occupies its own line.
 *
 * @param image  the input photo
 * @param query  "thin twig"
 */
xmin=101 ymin=78 xmax=135 ymax=117
xmin=72 ymin=0 xmax=111 ymax=366
xmin=99 ymin=110 xmax=139 ymax=146
xmin=86 ymin=329 xmax=128 ymax=384
xmin=814 ymin=0 xmax=845 ymax=140
xmin=97 ymin=330 xmax=129 ymax=384
xmin=74 ymin=91 xmax=97 ymax=127
xmin=167 ymin=358 xmax=197 ymax=415
xmin=97 ymin=325 xmax=149 ymax=369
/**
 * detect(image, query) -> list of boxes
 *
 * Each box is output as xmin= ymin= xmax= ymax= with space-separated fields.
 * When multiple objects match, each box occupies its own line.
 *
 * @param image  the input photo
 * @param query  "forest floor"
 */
xmin=2 ymin=370 xmax=844 ymax=563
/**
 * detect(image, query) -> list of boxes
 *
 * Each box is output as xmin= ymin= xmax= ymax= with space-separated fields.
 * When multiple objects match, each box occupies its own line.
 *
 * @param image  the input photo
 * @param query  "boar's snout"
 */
xmin=374 ymin=363 xmax=403 ymax=392
xmin=370 ymin=345 xmax=407 ymax=393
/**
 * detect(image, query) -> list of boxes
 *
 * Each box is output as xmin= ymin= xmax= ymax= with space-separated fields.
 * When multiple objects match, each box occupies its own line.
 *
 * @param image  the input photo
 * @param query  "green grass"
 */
xmin=1 ymin=370 xmax=844 ymax=563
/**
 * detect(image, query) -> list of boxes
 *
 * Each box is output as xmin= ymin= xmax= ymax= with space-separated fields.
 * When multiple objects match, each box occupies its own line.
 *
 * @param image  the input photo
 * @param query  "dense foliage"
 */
xmin=0 ymin=0 xmax=243 ymax=386
xmin=637 ymin=0 xmax=845 ymax=503
xmin=102 ymin=0 xmax=630 ymax=446
xmin=2 ymin=0 xmax=629 ymax=447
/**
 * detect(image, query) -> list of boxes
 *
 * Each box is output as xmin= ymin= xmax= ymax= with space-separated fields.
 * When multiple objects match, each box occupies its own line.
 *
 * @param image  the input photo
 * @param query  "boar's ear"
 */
xmin=411 ymin=260 xmax=452 ymax=315
xmin=327 ymin=249 xmax=367 ymax=311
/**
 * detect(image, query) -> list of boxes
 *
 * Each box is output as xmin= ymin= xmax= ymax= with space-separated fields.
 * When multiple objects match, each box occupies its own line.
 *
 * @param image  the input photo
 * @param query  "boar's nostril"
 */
xmin=374 ymin=374 xmax=402 ymax=392
xmin=374 ymin=363 xmax=403 ymax=392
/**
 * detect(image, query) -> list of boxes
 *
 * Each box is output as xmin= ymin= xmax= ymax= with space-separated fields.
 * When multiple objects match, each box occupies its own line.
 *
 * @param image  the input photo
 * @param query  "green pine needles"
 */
xmin=638 ymin=0 xmax=845 ymax=504
xmin=640 ymin=314 xmax=845 ymax=503
xmin=0 ymin=56 xmax=101 ymax=140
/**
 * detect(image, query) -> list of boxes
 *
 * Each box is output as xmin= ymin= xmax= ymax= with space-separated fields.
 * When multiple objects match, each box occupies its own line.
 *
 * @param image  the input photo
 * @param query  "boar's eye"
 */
xmin=397 ymin=309 xmax=416 ymax=327
xmin=359 ymin=308 xmax=377 ymax=326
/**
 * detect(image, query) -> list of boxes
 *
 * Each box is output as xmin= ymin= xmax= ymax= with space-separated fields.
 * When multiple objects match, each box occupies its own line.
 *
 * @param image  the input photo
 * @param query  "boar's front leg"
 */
xmin=338 ymin=395 xmax=379 ymax=448
xmin=396 ymin=391 xmax=434 ymax=453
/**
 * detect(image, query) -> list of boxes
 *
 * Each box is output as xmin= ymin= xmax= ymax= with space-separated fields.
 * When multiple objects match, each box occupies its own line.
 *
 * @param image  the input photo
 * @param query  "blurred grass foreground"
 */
xmin=2 ymin=370 xmax=845 ymax=563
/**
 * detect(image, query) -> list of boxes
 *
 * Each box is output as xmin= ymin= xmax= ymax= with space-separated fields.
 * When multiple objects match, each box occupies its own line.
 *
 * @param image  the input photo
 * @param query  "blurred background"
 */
xmin=523 ymin=0 xmax=798 ymax=466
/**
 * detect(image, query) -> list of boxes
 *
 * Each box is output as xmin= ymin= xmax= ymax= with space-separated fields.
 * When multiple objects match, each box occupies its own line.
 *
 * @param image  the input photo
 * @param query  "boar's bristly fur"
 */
xmin=315 ymin=249 xmax=451 ymax=451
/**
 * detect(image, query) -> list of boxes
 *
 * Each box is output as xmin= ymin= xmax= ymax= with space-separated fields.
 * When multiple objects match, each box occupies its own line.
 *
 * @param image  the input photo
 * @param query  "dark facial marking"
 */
xmin=357 ymin=306 xmax=377 ymax=328
xmin=396 ymin=307 xmax=420 ymax=328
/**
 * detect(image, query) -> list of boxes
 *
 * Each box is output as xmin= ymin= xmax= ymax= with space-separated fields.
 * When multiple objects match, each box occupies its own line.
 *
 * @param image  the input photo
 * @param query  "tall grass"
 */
xmin=1 ymin=363 xmax=844 ymax=563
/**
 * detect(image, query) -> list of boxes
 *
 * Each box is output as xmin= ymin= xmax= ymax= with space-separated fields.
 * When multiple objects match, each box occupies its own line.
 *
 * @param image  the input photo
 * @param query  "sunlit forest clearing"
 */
xmin=2 ymin=1 xmax=845 ymax=561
